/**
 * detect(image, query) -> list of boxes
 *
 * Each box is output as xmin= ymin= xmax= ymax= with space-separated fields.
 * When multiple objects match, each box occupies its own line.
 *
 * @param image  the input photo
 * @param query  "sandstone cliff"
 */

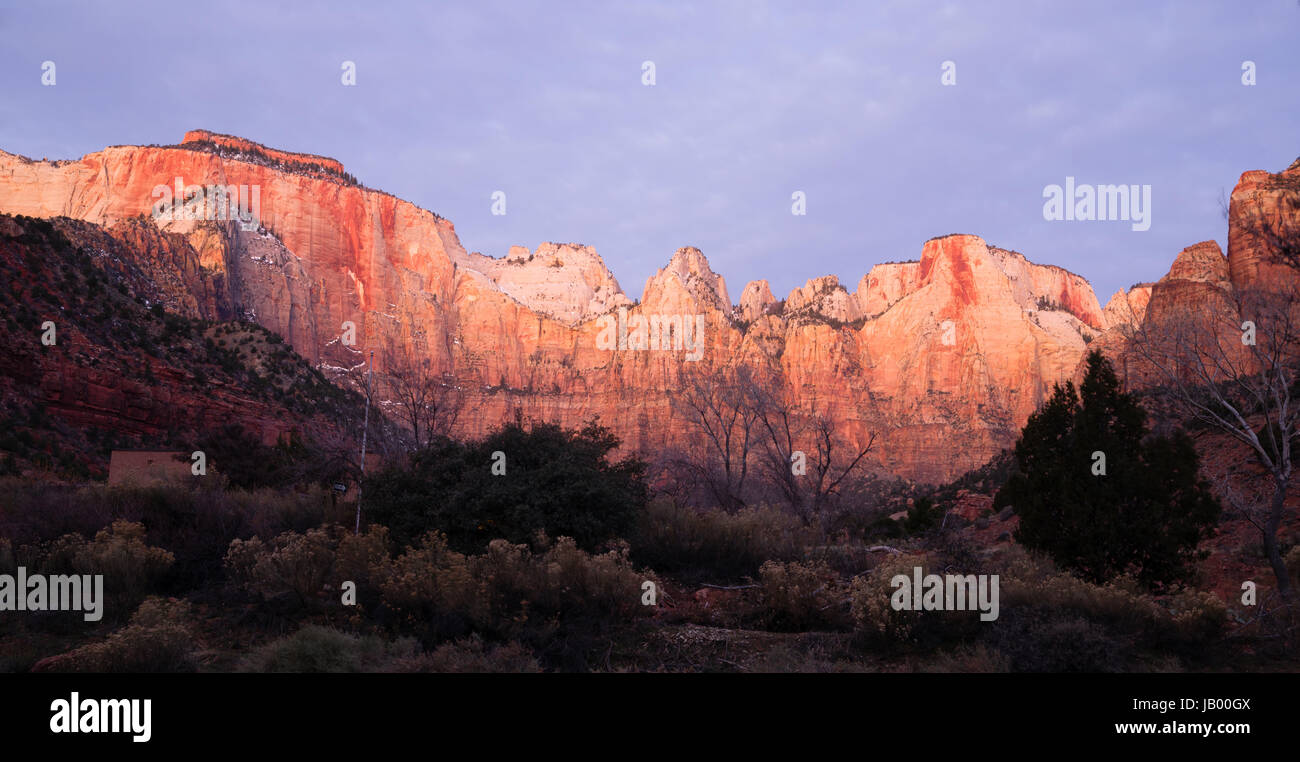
xmin=1228 ymin=159 xmax=1300 ymax=291
xmin=3 ymin=133 xmax=1292 ymax=483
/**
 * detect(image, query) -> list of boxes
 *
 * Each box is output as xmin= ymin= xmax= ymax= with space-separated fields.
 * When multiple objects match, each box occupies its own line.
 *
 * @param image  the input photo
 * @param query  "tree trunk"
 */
xmin=1264 ymin=477 xmax=1294 ymax=600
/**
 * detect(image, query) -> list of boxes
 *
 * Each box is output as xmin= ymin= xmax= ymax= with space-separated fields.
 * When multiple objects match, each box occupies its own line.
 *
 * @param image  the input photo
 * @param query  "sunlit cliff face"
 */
xmin=1 ymin=134 xmax=1294 ymax=483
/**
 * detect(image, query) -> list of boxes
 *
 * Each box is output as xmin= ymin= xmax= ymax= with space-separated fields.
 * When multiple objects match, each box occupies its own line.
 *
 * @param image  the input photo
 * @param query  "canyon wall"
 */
xmin=1 ymin=133 xmax=1294 ymax=482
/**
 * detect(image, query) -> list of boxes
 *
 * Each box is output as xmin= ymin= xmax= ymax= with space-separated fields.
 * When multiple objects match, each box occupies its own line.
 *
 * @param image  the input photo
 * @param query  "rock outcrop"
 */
xmin=738 ymin=280 xmax=776 ymax=323
xmin=642 ymin=247 xmax=731 ymax=313
xmin=1102 ymin=286 xmax=1152 ymax=331
xmin=1227 ymin=160 xmax=1300 ymax=291
xmin=856 ymin=262 xmax=919 ymax=319
xmin=1142 ymin=241 xmax=1234 ymax=328
xmin=463 ymin=242 xmax=632 ymax=325
xmin=785 ymin=276 xmax=860 ymax=324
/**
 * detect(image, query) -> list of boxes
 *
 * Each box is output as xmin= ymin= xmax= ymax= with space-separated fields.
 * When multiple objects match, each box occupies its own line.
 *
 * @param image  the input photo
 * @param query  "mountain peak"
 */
xmin=1163 ymin=240 xmax=1228 ymax=285
xmin=739 ymin=280 xmax=776 ymax=322
xmin=466 ymin=242 xmax=631 ymax=325
xmin=642 ymin=246 xmax=730 ymax=311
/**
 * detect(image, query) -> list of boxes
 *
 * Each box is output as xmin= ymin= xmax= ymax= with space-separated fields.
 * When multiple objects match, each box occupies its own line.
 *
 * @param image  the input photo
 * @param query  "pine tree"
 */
xmin=996 ymin=351 xmax=1220 ymax=590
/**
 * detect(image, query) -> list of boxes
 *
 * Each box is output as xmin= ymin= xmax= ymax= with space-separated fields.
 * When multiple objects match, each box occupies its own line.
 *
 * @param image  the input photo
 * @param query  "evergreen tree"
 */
xmin=996 ymin=351 xmax=1220 ymax=590
xmin=365 ymin=418 xmax=647 ymax=552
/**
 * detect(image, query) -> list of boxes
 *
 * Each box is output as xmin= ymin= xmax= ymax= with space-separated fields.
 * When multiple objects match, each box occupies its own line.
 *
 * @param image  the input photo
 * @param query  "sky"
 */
xmin=1 ymin=0 xmax=1298 ymax=304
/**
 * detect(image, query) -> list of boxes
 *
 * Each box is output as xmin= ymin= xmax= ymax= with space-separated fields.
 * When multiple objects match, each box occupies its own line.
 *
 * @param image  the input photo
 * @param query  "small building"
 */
xmin=107 ymin=450 xmax=199 ymax=486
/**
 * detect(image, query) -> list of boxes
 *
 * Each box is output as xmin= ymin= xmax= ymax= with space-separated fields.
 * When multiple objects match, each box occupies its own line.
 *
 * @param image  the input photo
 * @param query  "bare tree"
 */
xmin=336 ymin=359 xmax=405 ymax=462
xmin=804 ymin=411 xmax=877 ymax=515
xmin=745 ymin=375 xmax=803 ymax=511
xmin=673 ymin=363 xmax=760 ymax=511
xmin=296 ymin=423 xmax=364 ymax=487
xmin=746 ymin=375 xmax=876 ymax=519
xmin=380 ymin=338 xmax=465 ymax=451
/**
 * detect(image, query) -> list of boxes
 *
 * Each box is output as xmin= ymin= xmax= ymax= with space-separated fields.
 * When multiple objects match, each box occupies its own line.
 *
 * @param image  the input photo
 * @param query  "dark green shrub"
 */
xmin=903 ymin=497 xmax=942 ymax=535
xmin=987 ymin=610 xmax=1127 ymax=673
xmin=366 ymin=419 xmax=646 ymax=552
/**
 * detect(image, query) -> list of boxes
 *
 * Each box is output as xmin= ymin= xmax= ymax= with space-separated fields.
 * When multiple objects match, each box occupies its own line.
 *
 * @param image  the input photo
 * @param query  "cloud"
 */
xmin=1 ymin=0 xmax=1297 ymax=301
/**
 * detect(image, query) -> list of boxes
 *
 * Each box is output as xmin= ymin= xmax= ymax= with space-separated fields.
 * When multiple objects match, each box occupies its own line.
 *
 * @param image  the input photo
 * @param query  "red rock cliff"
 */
xmin=6 ymin=133 xmax=1277 ymax=483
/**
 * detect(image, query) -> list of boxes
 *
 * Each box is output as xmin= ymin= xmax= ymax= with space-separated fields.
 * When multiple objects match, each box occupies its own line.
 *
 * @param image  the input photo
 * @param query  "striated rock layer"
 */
xmin=2 ymin=133 xmax=1295 ymax=483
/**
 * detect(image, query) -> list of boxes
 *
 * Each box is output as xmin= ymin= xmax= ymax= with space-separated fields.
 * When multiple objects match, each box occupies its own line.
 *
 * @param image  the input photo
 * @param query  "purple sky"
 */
xmin=2 ymin=0 xmax=1298 ymax=304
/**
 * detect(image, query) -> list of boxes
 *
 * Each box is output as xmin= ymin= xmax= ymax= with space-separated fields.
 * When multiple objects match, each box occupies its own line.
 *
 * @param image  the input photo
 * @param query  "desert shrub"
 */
xmin=986 ymin=543 xmax=1054 ymax=581
xmin=224 ymin=527 xmax=343 ymax=604
xmin=903 ymin=497 xmax=942 ymax=535
xmin=759 ymin=560 xmax=846 ymax=631
xmin=0 ymin=481 xmax=113 ymax=546
xmin=10 ymin=520 xmax=175 ymax=617
xmin=992 ymin=546 xmax=1226 ymax=663
xmin=515 ymin=537 xmax=657 ymax=669
xmin=132 ymin=485 xmax=330 ymax=587
xmin=1162 ymin=589 xmax=1228 ymax=647
xmin=531 ymin=537 xmax=649 ymax=616
xmin=373 ymin=532 xmax=655 ymax=658
xmin=631 ymin=499 xmax=806 ymax=581
xmin=1001 ymin=567 xmax=1160 ymax=630
xmin=3 ymin=535 xmax=74 ymax=576
xmin=239 ymin=625 xmax=418 ymax=672
xmin=250 ymin=529 xmax=333 ymax=602
xmin=987 ymin=610 xmax=1127 ymax=672
xmin=181 ymin=425 xmax=353 ymax=491
xmin=999 ymin=566 xmax=1221 ymax=647
xmin=849 ymin=551 xmax=989 ymax=653
xmin=373 ymin=532 xmax=479 ymax=632
xmin=335 ymin=525 xmax=392 ymax=583
xmin=0 ymin=481 xmax=332 ymax=593
xmin=221 ymin=536 xmax=266 ymax=591
xmin=32 ymin=597 xmax=198 ymax=673
xmin=73 ymin=520 xmax=176 ymax=594
xmin=917 ymin=644 xmax=1011 ymax=673
xmin=850 ymin=554 xmax=929 ymax=644
xmin=804 ymin=541 xmax=884 ymax=578
xmin=861 ymin=514 xmax=905 ymax=540
xmin=387 ymin=635 xmax=542 ymax=673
